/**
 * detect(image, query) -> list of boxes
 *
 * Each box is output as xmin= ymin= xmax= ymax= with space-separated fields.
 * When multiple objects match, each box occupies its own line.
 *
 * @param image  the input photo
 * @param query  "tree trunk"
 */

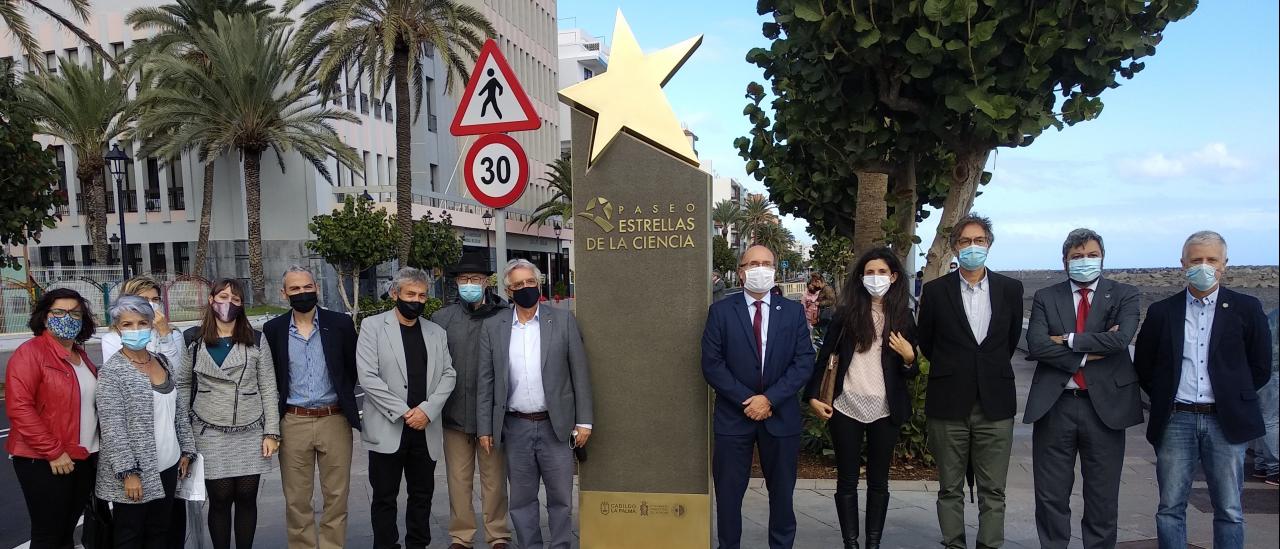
xmin=244 ymin=148 xmax=267 ymax=306
xmin=79 ymin=158 xmax=109 ymax=264
xmin=336 ymin=266 xmax=354 ymax=314
xmin=393 ymin=45 xmax=414 ymax=265
xmin=192 ymin=161 xmax=216 ymax=278
xmin=851 ymin=171 xmax=889 ymax=259
xmin=888 ymin=156 xmax=919 ymax=264
xmin=921 ymin=148 xmax=991 ymax=282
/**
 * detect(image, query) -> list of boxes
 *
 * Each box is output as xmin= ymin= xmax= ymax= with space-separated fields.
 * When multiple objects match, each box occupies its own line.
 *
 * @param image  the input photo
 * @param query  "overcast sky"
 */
xmin=558 ymin=0 xmax=1279 ymax=269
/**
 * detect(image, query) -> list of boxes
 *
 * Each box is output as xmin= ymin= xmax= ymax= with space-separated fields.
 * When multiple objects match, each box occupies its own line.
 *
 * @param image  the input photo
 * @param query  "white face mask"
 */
xmin=743 ymin=267 xmax=776 ymax=294
xmin=862 ymin=275 xmax=892 ymax=297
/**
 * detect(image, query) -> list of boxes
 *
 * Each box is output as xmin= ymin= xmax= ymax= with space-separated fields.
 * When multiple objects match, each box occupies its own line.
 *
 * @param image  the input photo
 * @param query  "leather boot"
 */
xmin=864 ymin=491 xmax=890 ymax=549
xmin=834 ymin=493 xmax=860 ymax=549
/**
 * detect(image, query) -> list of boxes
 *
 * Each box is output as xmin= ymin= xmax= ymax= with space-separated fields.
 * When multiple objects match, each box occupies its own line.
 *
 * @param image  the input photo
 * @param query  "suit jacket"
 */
xmin=1023 ymin=278 xmax=1144 ymax=429
xmin=1134 ymin=287 xmax=1272 ymax=445
xmin=918 ymin=270 xmax=1024 ymax=421
xmin=701 ymin=293 xmax=816 ymax=437
xmin=804 ymin=310 xmax=919 ymax=426
xmin=477 ymin=305 xmax=594 ymax=447
xmin=355 ymin=311 xmax=456 ymax=459
xmin=263 ymin=308 xmax=362 ymax=430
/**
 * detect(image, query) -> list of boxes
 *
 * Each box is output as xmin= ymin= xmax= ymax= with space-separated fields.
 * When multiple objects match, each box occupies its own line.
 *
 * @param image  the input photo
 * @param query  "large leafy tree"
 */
xmin=17 ymin=58 xmax=134 ymax=264
xmin=0 ymin=67 xmax=64 ymax=271
xmin=741 ymin=0 xmax=1196 ymax=280
xmin=289 ymin=0 xmax=495 ymax=266
xmin=527 ymin=156 xmax=572 ymax=229
xmin=406 ymin=210 xmax=463 ymax=275
xmin=712 ymin=235 xmax=736 ymax=277
xmin=134 ymin=13 xmax=362 ymax=304
xmin=308 ymin=195 xmax=396 ymax=314
xmin=1 ymin=0 xmax=116 ymax=71
xmin=126 ymin=0 xmax=287 ymax=277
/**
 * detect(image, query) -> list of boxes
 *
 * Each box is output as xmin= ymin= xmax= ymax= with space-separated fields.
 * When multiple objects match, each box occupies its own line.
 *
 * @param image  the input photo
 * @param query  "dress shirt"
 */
xmin=508 ymin=307 xmax=590 ymax=430
xmin=959 ymin=272 xmax=992 ymax=344
xmin=743 ymin=290 xmax=773 ymax=370
xmin=1065 ymin=278 xmax=1100 ymax=388
xmin=1177 ymin=287 xmax=1219 ymax=404
xmin=287 ymin=312 xmax=337 ymax=408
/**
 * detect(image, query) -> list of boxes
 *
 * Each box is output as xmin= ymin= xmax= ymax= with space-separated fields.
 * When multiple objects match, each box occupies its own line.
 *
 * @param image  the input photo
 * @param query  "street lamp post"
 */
xmin=481 ymin=210 xmax=494 ymax=271
xmin=106 ymin=143 xmax=132 ymax=280
xmin=553 ymin=221 xmax=562 ymax=295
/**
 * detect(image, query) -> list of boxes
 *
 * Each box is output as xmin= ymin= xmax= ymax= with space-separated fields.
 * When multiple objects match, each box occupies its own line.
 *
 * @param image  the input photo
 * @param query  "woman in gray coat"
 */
xmin=96 ymin=296 xmax=196 ymax=548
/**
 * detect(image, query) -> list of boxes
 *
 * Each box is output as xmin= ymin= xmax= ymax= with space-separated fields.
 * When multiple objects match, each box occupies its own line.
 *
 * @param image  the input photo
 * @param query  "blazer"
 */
xmin=1023 ymin=278 xmax=1144 ymax=430
xmin=701 ymin=293 xmax=815 ymax=437
xmin=804 ymin=309 xmax=920 ymax=426
xmin=1134 ymin=287 xmax=1272 ymax=445
xmin=95 ymin=353 xmax=196 ymax=504
xmin=431 ymin=293 xmax=509 ymax=434
xmin=263 ymin=308 xmax=362 ymax=430
xmin=4 ymin=333 xmax=97 ymax=460
xmin=356 ymin=310 xmax=456 ymax=459
xmin=477 ymin=305 xmax=593 ymax=447
xmin=918 ymin=270 xmax=1024 ymax=421
xmin=178 ymin=332 xmax=280 ymax=436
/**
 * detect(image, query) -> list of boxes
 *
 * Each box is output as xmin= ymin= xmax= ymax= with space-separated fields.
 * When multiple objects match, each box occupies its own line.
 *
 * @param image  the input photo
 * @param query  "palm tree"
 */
xmin=741 ymin=194 xmax=774 ymax=239
xmin=126 ymin=0 xmax=286 ymax=277
xmin=526 ymin=156 xmax=572 ymax=229
xmin=1 ymin=0 xmax=116 ymax=72
xmin=751 ymin=222 xmax=794 ymax=257
xmin=17 ymin=58 xmax=133 ymax=264
xmin=711 ymin=199 xmax=743 ymax=241
xmin=289 ymin=0 xmax=495 ymax=266
xmin=134 ymin=13 xmax=362 ymax=304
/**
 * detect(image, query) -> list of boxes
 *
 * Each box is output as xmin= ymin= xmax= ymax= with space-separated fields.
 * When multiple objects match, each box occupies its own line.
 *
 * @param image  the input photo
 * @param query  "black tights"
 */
xmin=205 ymin=475 xmax=260 ymax=549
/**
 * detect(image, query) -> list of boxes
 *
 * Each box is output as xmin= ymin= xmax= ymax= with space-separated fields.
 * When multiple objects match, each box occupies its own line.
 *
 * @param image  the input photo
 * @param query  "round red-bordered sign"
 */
xmin=464 ymin=133 xmax=529 ymax=209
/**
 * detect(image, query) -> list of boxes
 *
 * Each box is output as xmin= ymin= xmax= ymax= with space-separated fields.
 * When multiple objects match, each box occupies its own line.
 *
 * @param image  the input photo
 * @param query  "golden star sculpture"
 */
xmin=558 ymin=10 xmax=702 ymax=167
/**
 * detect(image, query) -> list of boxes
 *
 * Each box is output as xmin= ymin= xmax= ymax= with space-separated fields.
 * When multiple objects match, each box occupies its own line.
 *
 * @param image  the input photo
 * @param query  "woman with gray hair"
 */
xmin=95 ymin=296 xmax=196 ymax=548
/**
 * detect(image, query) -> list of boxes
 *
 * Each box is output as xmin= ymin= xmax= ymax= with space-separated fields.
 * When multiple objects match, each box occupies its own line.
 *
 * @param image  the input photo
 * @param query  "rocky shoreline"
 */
xmin=1007 ymin=266 xmax=1280 ymax=316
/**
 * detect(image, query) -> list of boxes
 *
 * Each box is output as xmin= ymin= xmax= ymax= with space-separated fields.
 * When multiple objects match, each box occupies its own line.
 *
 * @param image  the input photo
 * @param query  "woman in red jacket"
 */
xmin=5 ymin=288 xmax=100 ymax=549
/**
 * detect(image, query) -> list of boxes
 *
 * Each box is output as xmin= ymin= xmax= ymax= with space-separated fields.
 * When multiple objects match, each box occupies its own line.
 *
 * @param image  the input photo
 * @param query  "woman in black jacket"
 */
xmin=806 ymin=247 xmax=919 ymax=549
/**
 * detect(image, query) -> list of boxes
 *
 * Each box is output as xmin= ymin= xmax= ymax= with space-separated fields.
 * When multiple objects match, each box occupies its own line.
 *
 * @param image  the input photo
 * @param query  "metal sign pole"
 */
xmin=495 ymin=208 xmax=508 ymax=275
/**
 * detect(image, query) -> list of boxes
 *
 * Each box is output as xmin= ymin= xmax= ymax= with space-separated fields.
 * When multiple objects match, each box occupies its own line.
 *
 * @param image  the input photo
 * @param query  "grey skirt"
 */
xmin=193 ymin=423 xmax=274 ymax=480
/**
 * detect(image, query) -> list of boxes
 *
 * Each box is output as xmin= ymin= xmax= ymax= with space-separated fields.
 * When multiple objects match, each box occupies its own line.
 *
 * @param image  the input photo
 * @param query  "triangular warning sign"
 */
xmin=450 ymin=39 xmax=542 ymax=136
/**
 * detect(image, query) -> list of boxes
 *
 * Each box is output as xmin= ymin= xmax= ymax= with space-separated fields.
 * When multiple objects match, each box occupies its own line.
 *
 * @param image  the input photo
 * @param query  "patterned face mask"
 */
xmin=48 ymin=314 xmax=83 ymax=340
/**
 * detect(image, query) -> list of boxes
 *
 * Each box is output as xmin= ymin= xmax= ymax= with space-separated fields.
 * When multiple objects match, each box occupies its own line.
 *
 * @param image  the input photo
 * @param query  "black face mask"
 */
xmin=289 ymin=291 xmax=318 ymax=313
xmin=396 ymin=299 xmax=425 ymax=319
xmin=511 ymin=286 xmax=540 ymax=309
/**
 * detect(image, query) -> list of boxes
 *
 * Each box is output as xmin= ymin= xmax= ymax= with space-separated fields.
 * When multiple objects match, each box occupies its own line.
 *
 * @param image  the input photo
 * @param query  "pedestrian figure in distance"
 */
xmin=479 ymin=68 xmax=504 ymax=119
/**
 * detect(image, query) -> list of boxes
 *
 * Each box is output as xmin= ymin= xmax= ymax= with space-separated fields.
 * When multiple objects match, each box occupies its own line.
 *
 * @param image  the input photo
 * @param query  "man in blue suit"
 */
xmin=1134 ymin=230 xmax=1272 ymax=549
xmin=702 ymin=244 xmax=816 ymax=549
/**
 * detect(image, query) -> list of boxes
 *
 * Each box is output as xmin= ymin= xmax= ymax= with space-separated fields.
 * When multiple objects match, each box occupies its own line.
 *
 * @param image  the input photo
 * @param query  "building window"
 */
xmin=385 ymin=103 xmax=393 ymax=122
xmin=583 ymin=67 xmax=593 ymax=80
xmin=149 ymin=243 xmax=167 ymax=273
xmin=373 ymin=97 xmax=382 ymax=119
xmin=44 ymin=51 xmax=57 ymax=72
xmin=127 ymin=243 xmax=142 ymax=275
xmin=110 ymin=42 xmax=125 ymax=63
xmin=121 ymin=160 xmax=138 ymax=213
xmin=360 ymin=93 xmax=369 ymax=114
xmin=63 ymin=48 xmax=78 ymax=66
xmin=39 ymin=247 xmax=55 ymax=268
xmin=80 ymin=245 xmax=97 ymax=266
xmin=168 ymin=159 xmax=185 ymax=210
xmin=59 ymin=246 xmax=76 ymax=267
xmin=429 ymin=163 xmax=439 ymax=193
xmin=174 ymin=242 xmax=191 ymax=274
xmin=51 ymin=146 xmax=69 ymax=215
xmin=145 ymin=158 xmax=162 ymax=211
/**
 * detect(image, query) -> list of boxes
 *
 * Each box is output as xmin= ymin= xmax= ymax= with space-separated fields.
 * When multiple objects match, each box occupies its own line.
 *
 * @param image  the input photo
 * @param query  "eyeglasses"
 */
xmin=739 ymin=261 xmax=775 ymax=269
xmin=956 ymin=237 xmax=990 ymax=247
xmin=507 ymin=279 xmax=539 ymax=291
xmin=456 ymin=275 xmax=487 ymax=284
xmin=49 ymin=308 xmax=84 ymax=320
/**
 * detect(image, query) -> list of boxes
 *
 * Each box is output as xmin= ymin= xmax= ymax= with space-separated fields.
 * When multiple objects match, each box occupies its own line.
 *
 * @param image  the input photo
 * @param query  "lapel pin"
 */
xmin=1222 ymin=303 xmax=1229 ymax=308
xmin=776 ymin=305 xmax=782 ymax=311
xmin=1104 ymin=294 xmax=1111 ymax=299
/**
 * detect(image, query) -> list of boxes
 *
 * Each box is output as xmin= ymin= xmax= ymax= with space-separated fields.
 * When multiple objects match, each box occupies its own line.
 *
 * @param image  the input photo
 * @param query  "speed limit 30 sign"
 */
xmin=463 ymin=133 xmax=530 ymax=209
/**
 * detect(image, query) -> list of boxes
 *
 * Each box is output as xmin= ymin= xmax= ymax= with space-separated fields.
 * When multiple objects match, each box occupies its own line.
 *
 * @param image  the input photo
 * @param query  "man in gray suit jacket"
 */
xmin=357 ymin=268 xmax=457 ymax=549
xmin=1024 ymin=229 xmax=1143 ymax=549
xmin=478 ymin=258 xmax=593 ymax=549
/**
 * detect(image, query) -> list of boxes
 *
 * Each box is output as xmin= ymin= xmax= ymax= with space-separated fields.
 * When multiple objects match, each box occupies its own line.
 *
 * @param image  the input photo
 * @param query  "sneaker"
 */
xmin=1254 ymin=468 xmax=1270 ymax=479
xmin=1267 ymin=473 xmax=1279 ymax=487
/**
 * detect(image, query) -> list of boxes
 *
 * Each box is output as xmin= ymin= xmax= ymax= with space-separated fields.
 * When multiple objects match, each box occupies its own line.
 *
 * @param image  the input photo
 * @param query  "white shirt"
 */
xmin=959 ymin=273 xmax=992 ymax=344
xmin=71 ymin=361 xmax=99 ymax=453
xmin=1065 ymin=278 xmax=1100 ymax=388
xmin=743 ymin=291 xmax=773 ymax=371
xmin=152 ymin=388 xmax=180 ymax=471
xmin=1177 ymin=288 xmax=1219 ymax=404
xmin=507 ymin=307 xmax=591 ymax=430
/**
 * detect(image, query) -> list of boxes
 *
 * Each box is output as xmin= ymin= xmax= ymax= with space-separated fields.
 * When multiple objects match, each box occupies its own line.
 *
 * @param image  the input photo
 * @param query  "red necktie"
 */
xmin=1073 ymin=288 xmax=1090 ymax=389
xmin=753 ymin=301 xmax=764 ymax=390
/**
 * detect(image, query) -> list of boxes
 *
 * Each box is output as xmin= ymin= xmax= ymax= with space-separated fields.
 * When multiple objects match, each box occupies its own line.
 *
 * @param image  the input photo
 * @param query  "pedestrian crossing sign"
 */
xmin=450 ymin=38 xmax=542 ymax=136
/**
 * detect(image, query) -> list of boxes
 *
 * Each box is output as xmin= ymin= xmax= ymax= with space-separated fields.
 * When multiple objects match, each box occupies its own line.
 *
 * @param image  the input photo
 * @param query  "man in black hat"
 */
xmin=431 ymin=251 xmax=512 ymax=549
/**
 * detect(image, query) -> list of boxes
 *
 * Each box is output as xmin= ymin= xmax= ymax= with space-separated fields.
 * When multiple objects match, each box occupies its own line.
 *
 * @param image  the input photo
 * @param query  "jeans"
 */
xmin=1155 ymin=411 xmax=1246 ymax=549
xmin=1250 ymin=371 xmax=1279 ymax=476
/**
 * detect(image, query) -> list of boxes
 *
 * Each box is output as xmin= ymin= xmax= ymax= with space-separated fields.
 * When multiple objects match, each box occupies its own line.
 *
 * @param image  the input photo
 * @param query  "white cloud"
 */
xmin=1119 ymin=142 xmax=1247 ymax=178
xmin=1190 ymin=142 xmax=1246 ymax=170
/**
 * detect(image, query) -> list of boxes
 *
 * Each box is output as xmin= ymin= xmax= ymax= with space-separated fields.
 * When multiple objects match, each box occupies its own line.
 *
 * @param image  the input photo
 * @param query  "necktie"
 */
xmin=1073 ymin=288 xmax=1090 ymax=389
xmin=753 ymin=301 xmax=764 ymax=390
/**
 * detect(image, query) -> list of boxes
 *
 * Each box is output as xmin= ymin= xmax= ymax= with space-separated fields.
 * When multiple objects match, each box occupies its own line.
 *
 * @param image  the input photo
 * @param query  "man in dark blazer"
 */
xmin=702 ymin=244 xmax=815 ymax=549
xmin=917 ymin=214 xmax=1024 ymax=549
xmin=262 ymin=266 xmax=361 ymax=549
xmin=1134 ymin=230 xmax=1272 ymax=549
xmin=1024 ymin=229 xmax=1143 ymax=549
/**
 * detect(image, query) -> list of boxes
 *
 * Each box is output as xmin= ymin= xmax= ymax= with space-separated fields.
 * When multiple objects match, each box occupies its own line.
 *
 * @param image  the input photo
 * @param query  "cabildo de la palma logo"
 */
xmin=578 ymin=196 xmax=699 ymax=251
xmin=597 ymin=499 xmax=687 ymax=519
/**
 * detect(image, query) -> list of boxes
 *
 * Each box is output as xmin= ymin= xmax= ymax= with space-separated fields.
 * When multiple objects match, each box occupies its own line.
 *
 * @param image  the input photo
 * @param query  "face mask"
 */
xmin=956 ymin=245 xmax=988 ymax=271
xmin=458 ymin=283 xmax=485 ymax=304
xmin=1067 ymin=257 xmax=1103 ymax=284
xmin=212 ymin=301 xmax=241 ymax=323
xmin=120 ymin=329 xmax=152 ymax=351
xmin=862 ymin=275 xmax=892 ymax=297
xmin=396 ymin=299 xmax=425 ymax=319
xmin=743 ymin=267 xmax=776 ymax=294
xmin=1186 ymin=263 xmax=1218 ymax=292
xmin=47 ymin=315 xmax=83 ymax=340
xmin=289 ymin=291 xmax=318 ymax=313
xmin=511 ymin=286 xmax=541 ymax=309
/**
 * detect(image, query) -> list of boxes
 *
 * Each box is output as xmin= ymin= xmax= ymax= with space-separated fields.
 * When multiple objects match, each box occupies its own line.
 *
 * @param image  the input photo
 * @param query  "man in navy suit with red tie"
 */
xmin=702 ymin=244 xmax=816 ymax=549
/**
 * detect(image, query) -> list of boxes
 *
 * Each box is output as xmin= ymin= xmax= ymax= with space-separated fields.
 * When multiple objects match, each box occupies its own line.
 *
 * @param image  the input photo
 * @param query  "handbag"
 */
xmin=817 ymin=325 xmax=846 ymax=407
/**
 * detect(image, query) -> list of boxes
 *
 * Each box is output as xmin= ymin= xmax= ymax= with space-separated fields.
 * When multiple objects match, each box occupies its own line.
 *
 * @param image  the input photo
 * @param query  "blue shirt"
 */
xmin=287 ymin=313 xmax=337 ymax=408
xmin=1177 ymin=288 xmax=1219 ymax=404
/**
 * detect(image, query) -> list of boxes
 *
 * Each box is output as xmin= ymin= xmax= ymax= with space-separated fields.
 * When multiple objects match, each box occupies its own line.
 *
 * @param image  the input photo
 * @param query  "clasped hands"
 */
xmin=403 ymin=407 xmax=429 ymax=430
xmin=1050 ymin=325 xmax=1120 ymax=362
xmin=742 ymin=394 xmax=772 ymax=421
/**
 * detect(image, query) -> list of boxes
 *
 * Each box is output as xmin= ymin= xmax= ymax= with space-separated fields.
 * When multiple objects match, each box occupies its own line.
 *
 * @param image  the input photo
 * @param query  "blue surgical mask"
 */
xmin=120 ymin=329 xmax=152 ymax=351
xmin=1186 ymin=263 xmax=1218 ymax=292
xmin=47 ymin=315 xmax=82 ymax=340
xmin=957 ymin=245 xmax=988 ymax=271
xmin=1067 ymin=257 xmax=1103 ymax=283
xmin=458 ymin=283 xmax=485 ymax=304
